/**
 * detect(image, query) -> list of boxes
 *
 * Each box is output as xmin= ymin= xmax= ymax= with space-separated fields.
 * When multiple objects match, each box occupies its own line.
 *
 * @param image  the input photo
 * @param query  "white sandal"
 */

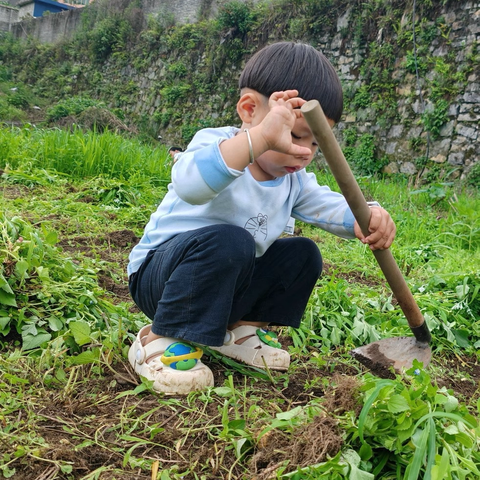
xmin=128 ymin=325 xmax=214 ymax=395
xmin=211 ymin=325 xmax=290 ymax=371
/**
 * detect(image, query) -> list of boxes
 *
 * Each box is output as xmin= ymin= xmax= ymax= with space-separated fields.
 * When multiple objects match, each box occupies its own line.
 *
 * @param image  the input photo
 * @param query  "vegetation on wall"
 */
xmin=0 ymin=0 xmax=478 ymax=184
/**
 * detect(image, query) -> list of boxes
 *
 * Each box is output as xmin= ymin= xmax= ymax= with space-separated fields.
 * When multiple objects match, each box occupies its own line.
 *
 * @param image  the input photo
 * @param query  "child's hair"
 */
xmin=239 ymin=42 xmax=343 ymax=123
xmin=169 ymin=146 xmax=183 ymax=153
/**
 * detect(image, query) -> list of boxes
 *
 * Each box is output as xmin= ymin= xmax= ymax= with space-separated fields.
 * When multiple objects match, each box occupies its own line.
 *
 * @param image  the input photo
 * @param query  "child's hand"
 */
xmin=259 ymin=90 xmax=312 ymax=157
xmin=353 ymin=207 xmax=396 ymax=250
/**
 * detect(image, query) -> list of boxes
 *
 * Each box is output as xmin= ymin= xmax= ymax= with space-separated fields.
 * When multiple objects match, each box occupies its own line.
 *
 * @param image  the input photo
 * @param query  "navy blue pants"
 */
xmin=129 ymin=224 xmax=322 ymax=346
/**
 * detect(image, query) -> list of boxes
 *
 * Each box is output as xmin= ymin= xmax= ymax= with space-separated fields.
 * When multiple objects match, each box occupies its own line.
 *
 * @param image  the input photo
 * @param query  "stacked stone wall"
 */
xmin=6 ymin=0 xmax=480 ymax=178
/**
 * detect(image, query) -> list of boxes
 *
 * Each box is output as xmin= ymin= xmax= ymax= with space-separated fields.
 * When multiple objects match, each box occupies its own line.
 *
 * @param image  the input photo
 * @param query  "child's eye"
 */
xmin=291 ymin=133 xmax=301 ymax=140
xmin=312 ymin=141 xmax=318 ymax=147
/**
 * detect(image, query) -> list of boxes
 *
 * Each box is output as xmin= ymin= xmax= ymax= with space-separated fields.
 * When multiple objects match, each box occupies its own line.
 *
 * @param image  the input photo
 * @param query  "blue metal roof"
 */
xmin=35 ymin=0 xmax=75 ymax=10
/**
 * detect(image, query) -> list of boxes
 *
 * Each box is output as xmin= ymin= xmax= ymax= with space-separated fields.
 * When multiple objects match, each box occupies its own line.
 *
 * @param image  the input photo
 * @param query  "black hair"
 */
xmin=168 ymin=146 xmax=183 ymax=152
xmin=239 ymin=42 xmax=343 ymax=123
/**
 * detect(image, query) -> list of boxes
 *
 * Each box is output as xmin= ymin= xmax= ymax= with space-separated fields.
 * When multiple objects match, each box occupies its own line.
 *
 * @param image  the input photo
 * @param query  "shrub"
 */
xmin=0 ymin=98 xmax=27 ymax=122
xmin=0 ymin=64 xmax=11 ymax=82
xmin=422 ymin=99 xmax=449 ymax=139
xmin=343 ymin=131 xmax=386 ymax=176
xmin=466 ymin=162 xmax=480 ymax=189
xmin=45 ymin=96 xmax=104 ymax=122
xmin=88 ymin=16 xmax=132 ymax=62
xmin=217 ymin=1 xmax=256 ymax=35
xmin=352 ymin=85 xmax=371 ymax=109
xmin=7 ymin=91 xmax=29 ymax=109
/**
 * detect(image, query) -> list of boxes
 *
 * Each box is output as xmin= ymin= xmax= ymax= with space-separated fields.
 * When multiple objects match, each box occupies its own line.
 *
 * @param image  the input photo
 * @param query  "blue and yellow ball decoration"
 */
xmin=160 ymin=342 xmax=203 ymax=371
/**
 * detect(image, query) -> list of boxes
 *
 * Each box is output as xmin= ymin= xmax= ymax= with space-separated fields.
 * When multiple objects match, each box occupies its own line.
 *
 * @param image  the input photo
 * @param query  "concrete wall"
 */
xmin=11 ymin=7 xmax=83 ymax=43
xmin=0 ymin=4 xmax=19 ymax=32
xmin=11 ymin=0 xmax=252 ymax=43
xmin=12 ymin=0 xmax=225 ymax=43
xmin=18 ymin=3 xmax=34 ymax=18
xmin=141 ymin=0 xmax=216 ymax=23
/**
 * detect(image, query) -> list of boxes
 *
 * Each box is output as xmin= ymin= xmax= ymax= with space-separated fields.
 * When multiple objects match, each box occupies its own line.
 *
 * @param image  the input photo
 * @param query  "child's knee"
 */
xmin=295 ymin=237 xmax=323 ymax=275
xmin=202 ymin=224 xmax=256 ymax=263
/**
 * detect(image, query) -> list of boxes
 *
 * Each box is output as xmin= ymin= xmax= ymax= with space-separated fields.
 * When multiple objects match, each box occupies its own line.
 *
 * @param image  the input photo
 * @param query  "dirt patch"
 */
xmin=106 ymin=229 xmax=139 ymax=248
xmin=57 ymin=229 xmax=139 ymax=304
xmin=323 ymin=261 xmax=384 ymax=289
xmin=4 ymin=350 xmax=480 ymax=480
xmin=7 ymin=359 xmax=358 ymax=480
xmin=251 ymin=415 xmax=343 ymax=479
xmin=58 ymin=229 xmax=138 ymax=255
xmin=1 ymin=184 xmax=31 ymax=199
xmin=435 ymin=354 xmax=480 ymax=401
xmin=98 ymin=270 xmax=132 ymax=304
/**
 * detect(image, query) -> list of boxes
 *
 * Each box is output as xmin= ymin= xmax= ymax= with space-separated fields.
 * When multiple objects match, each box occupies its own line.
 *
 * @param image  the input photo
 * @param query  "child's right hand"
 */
xmin=258 ymin=90 xmax=313 ymax=158
xmin=354 ymin=206 xmax=396 ymax=250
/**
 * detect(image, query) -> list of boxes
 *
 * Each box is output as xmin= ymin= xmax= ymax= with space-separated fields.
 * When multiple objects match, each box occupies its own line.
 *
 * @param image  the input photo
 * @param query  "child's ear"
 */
xmin=236 ymin=92 xmax=262 ymax=124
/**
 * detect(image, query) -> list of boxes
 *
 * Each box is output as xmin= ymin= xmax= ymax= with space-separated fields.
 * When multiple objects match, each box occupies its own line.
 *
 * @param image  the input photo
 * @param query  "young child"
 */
xmin=168 ymin=145 xmax=183 ymax=163
xmin=127 ymin=42 xmax=396 ymax=395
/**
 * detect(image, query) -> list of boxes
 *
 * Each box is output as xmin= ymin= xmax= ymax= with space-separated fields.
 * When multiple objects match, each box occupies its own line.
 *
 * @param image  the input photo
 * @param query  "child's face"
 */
xmin=250 ymin=98 xmax=334 ymax=181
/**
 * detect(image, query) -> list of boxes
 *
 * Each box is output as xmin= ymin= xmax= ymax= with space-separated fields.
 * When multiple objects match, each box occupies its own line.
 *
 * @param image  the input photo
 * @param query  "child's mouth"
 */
xmin=285 ymin=167 xmax=297 ymax=174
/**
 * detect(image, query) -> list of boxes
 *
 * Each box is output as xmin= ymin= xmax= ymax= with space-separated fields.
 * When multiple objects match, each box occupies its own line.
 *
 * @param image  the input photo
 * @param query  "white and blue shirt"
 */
xmin=127 ymin=127 xmax=356 ymax=276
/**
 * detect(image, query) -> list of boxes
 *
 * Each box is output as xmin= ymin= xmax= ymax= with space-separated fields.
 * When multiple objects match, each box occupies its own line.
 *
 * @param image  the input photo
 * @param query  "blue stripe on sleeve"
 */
xmin=343 ymin=207 xmax=356 ymax=232
xmin=195 ymin=142 xmax=236 ymax=192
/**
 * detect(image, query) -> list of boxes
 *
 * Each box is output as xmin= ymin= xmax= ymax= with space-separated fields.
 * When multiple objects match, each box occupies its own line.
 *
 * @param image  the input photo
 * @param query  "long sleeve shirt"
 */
xmin=127 ymin=127 xmax=356 ymax=276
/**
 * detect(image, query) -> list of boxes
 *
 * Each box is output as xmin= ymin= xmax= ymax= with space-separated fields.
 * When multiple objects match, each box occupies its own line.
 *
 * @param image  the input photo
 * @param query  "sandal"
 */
xmin=128 ymin=325 xmax=214 ymax=395
xmin=211 ymin=325 xmax=290 ymax=371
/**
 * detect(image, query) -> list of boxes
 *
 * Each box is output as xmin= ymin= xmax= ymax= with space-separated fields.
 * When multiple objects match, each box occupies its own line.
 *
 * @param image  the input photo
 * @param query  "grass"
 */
xmin=1 ymin=125 xmax=480 ymax=479
xmin=0 ymin=125 xmax=171 ymax=180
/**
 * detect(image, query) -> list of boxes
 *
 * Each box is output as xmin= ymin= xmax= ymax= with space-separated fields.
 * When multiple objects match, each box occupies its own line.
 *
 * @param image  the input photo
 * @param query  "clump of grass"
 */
xmin=0 ymin=125 xmax=171 ymax=180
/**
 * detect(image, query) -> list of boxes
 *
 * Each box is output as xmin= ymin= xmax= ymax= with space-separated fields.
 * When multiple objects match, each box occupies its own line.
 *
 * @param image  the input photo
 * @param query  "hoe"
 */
xmin=301 ymin=100 xmax=432 ymax=378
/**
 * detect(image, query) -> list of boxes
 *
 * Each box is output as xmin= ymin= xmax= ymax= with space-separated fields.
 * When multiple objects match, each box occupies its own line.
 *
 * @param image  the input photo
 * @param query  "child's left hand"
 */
xmin=353 ymin=206 xmax=396 ymax=250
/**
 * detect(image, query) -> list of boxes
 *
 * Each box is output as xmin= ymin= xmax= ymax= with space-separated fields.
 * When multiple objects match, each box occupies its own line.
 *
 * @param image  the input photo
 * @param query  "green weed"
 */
xmin=45 ymin=96 xmax=105 ymax=122
xmin=347 ymin=367 xmax=480 ymax=478
xmin=0 ymin=215 xmax=134 ymax=352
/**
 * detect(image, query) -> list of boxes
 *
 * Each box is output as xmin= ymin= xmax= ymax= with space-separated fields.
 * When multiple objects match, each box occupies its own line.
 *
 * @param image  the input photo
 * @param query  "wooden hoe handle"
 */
xmin=301 ymin=100 xmax=430 ymax=343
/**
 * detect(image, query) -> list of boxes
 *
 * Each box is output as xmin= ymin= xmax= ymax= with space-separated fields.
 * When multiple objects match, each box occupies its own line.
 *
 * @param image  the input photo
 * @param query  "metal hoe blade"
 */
xmin=350 ymin=337 xmax=432 ymax=378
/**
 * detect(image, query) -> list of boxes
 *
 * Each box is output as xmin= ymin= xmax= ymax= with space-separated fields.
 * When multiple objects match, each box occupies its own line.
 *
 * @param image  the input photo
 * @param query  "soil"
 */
xmin=8 ymin=350 xmax=479 ymax=480
xmin=57 ymin=229 xmax=139 ymax=305
xmin=10 ymin=227 xmax=474 ymax=479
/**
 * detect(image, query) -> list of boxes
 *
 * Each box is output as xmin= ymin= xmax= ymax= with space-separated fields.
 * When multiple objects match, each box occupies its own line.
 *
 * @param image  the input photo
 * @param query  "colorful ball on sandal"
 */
xmin=162 ymin=342 xmax=198 ymax=371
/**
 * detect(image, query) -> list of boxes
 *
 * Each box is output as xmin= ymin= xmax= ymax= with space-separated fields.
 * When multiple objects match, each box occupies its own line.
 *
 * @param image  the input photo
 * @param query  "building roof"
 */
xmin=17 ymin=0 xmax=75 ymax=9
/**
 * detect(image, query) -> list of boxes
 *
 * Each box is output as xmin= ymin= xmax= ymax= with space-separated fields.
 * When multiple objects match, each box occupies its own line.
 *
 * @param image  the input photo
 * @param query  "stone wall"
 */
xmin=323 ymin=2 xmax=480 ymax=178
xmin=5 ymin=0 xmax=480 ymax=179
xmin=97 ymin=0 xmax=477 ymax=179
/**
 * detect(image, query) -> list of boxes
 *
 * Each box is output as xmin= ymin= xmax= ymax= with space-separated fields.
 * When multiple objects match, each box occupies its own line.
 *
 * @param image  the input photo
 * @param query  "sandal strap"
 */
xmin=133 ymin=326 xmax=204 ymax=368
xmin=223 ymin=325 xmax=282 ymax=348
xmin=256 ymin=328 xmax=281 ymax=348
